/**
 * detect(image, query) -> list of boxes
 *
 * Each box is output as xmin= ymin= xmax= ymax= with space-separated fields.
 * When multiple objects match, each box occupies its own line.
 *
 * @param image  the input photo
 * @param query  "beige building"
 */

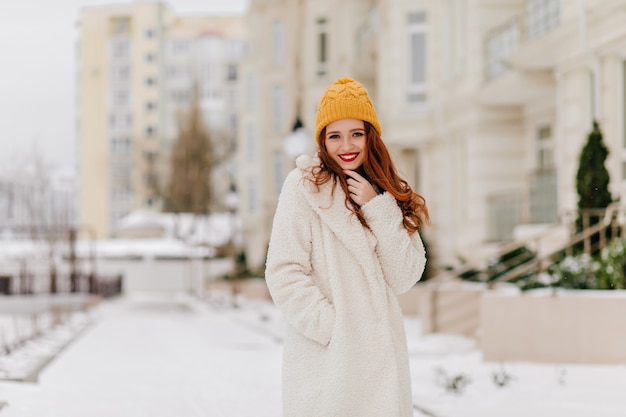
xmin=240 ymin=0 xmax=626 ymax=273
xmin=77 ymin=1 xmax=245 ymax=238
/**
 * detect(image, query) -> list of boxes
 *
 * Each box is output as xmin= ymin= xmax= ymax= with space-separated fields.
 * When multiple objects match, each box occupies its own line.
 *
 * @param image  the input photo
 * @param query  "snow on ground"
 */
xmin=0 ymin=292 xmax=625 ymax=417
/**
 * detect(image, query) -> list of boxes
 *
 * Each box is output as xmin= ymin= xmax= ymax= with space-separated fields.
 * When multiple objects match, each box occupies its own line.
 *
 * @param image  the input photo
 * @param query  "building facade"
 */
xmin=77 ymin=1 xmax=246 ymax=238
xmin=240 ymin=0 xmax=382 ymax=270
xmin=241 ymin=0 xmax=626 ymax=272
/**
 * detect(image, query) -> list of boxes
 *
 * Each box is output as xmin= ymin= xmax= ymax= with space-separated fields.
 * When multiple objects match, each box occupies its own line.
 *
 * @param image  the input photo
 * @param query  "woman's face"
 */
xmin=324 ymin=118 xmax=366 ymax=170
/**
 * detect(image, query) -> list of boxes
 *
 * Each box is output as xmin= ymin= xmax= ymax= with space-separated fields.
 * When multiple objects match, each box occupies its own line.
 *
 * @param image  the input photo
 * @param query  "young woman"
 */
xmin=265 ymin=77 xmax=429 ymax=417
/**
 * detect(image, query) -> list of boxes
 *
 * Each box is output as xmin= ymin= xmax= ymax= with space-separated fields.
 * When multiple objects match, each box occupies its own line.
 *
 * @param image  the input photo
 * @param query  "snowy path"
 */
xmin=1 ymin=293 xmax=626 ymax=417
xmin=0 ymin=294 xmax=283 ymax=417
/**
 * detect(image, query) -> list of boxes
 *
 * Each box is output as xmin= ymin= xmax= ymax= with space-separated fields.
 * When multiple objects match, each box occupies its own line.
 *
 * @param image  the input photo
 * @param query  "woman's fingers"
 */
xmin=345 ymin=170 xmax=377 ymax=206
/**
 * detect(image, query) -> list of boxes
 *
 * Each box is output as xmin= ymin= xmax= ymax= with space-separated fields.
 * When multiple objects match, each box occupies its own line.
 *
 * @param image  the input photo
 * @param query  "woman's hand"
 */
xmin=345 ymin=170 xmax=377 ymax=207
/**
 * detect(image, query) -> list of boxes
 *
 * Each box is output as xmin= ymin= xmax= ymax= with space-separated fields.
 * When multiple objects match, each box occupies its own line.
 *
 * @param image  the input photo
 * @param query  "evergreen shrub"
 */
xmin=520 ymin=238 xmax=626 ymax=290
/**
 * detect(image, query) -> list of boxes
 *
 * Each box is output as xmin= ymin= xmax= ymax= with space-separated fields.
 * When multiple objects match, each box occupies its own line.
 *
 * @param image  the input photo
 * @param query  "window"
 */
xmin=145 ymin=77 xmax=156 ymax=86
xmin=110 ymin=159 xmax=132 ymax=181
xmin=110 ymin=185 xmax=133 ymax=212
xmin=531 ymin=124 xmax=557 ymax=223
xmin=145 ymin=53 xmax=156 ymax=63
xmin=225 ymin=39 xmax=246 ymax=60
xmin=229 ymin=114 xmax=238 ymax=131
xmin=111 ymin=17 xmax=131 ymax=35
xmin=110 ymin=39 xmax=130 ymax=59
xmin=526 ymin=0 xmax=560 ymax=40
xmin=273 ymin=85 xmax=283 ymax=132
xmin=407 ymin=12 xmax=427 ymax=103
xmin=111 ymin=89 xmax=130 ymax=106
xmin=169 ymin=89 xmax=190 ymax=104
xmin=144 ymin=150 xmax=157 ymax=163
xmin=590 ymin=69 xmax=597 ymax=122
xmin=227 ymin=88 xmax=238 ymax=107
xmin=536 ymin=125 xmax=554 ymax=171
xmin=316 ymin=18 xmax=329 ymax=76
xmin=247 ymin=176 xmax=258 ymax=214
xmin=145 ymin=28 xmax=156 ymax=38
xmin=109 ymin=112 xmax=132 ymax=133
xmin=227 ymin=64 xmax=238 ymax=81
xmin=272 ymin=20 xmax=284 ymax=66
xmin=145 ymin=126 xmax=156 ymax=137
xmin=246 ymin=123 xmax=257 ymax=163
xmin=111 ymin=63 xmax=130 ymax=82
xmin=168 ymin=39 xmax=189 ymax=55
xmin=145 ymin=102 xmax=156 ymax=112
xmin=246 ymin=73 xmax=257 ymax=111
xmin=110 ymin=137 xmax=132 ymax=155
xmin=488 ymin=193 xmax=522 ymax=241
xmin=166 ymin=65 xmax=176 ymax=79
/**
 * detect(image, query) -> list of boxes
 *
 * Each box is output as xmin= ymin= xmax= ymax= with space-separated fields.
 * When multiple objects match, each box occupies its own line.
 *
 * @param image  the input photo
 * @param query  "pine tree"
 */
xmin=576 ymin=120 xmax=612 ymax=211
xmin=575 ymin=120 xmax=613 ymax=236
xmin=163 ymin=84 xmax=213 ymax=214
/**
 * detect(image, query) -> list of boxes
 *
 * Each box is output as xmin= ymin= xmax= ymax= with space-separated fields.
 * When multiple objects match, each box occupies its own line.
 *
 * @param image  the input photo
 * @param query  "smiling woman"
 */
xmin=265 ymin=77 xmax=430 ymax=417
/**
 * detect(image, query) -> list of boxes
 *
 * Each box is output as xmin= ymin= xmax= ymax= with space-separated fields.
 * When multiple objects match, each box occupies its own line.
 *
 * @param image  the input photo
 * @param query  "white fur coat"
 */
xmin=265 ymin=154 xmax=426 ymax=417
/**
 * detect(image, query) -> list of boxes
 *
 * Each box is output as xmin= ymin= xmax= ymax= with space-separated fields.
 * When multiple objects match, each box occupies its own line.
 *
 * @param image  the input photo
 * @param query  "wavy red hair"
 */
xmin=307 ymin=122 xmax=429 ymax=234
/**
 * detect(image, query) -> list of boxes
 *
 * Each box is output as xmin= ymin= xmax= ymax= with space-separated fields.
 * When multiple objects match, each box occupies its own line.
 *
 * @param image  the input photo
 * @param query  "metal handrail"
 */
xmin=488 ymin=204 xmax=624 ymax=286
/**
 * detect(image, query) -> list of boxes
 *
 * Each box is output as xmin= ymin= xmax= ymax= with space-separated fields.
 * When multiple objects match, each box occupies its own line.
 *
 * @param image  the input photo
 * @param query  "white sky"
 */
xmin=0 ymin=0 xmax=248 ymax=170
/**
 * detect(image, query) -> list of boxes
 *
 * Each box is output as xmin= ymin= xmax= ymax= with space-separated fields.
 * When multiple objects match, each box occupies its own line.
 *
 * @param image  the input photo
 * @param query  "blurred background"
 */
xmin=2 ymin=0 xmax=626 ymax=366
xmin=3 ymin=1 xmax=626 ymax=415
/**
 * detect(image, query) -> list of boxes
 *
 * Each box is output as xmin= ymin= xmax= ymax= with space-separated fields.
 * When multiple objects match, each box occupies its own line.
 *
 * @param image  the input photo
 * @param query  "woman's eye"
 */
xmin=328 ymin=134 xmax=340 ymax=139
xmin=353 ymin=131 xmax=364 ymax=137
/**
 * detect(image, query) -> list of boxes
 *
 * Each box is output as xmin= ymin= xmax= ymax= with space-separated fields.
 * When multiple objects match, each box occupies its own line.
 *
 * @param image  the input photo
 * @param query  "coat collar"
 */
xmin=296 ymin=154 xmax=374 ymax=265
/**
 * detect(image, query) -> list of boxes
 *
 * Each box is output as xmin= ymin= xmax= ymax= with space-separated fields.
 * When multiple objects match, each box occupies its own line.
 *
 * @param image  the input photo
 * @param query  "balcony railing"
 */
xmin=485 ymin=18 xmax=520 ymax=80
xmin=484 ymin=0 xmax=561 ymax=80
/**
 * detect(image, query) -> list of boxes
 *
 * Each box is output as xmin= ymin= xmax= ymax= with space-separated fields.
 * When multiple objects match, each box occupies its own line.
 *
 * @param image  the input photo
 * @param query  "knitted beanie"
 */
xmin=314 ymin=77 xmax=382 ymax=147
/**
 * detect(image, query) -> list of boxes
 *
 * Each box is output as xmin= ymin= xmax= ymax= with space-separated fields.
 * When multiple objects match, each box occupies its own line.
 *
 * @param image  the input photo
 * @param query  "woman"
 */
xmin=265 ymin=77 xmax=429 ymax=416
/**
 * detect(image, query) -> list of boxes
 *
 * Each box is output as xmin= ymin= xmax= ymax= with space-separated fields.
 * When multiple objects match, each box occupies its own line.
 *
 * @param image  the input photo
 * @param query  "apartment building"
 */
xmin=241 ymin=0 xmax=626 ymax=272
xmin=77 ymin=1 xmax=246 ymax=238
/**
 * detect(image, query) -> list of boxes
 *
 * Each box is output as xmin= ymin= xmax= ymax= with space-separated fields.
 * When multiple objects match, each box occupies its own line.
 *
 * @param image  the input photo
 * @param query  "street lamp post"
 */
xmin=225 ymin=183 xmax=239 ymax=308
xmin=283 ymin=117 xmax=311 ymax=160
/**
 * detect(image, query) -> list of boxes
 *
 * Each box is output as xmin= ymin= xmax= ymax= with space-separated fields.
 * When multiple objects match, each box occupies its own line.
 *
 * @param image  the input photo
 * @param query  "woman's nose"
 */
xmin=340 ymin=136 xmax=351 ymax=150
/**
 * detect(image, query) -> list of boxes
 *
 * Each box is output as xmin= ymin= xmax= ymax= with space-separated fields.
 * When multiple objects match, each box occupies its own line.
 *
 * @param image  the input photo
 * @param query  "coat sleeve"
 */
xmin=265 ymin=171 xmax=335 ymax=347
xmin=361 ymin=192 xmax=427 ymax=295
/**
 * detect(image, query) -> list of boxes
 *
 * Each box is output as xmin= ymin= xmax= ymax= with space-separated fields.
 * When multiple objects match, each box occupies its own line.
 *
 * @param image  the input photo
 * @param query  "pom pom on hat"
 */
xmin=314 ymin=77 xmax=382 ymax=147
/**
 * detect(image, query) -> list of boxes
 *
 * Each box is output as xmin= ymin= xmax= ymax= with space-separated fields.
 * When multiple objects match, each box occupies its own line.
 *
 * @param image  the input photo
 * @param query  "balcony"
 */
xmin=480 ymin=12 xmax=557 ymax=106
xmin=479 ymin=68 xmax=555 ymax=106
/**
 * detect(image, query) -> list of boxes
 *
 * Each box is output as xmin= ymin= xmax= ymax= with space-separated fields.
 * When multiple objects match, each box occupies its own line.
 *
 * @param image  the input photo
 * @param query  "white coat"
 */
xmin=265 ymin=154 xmax=427 ymax=417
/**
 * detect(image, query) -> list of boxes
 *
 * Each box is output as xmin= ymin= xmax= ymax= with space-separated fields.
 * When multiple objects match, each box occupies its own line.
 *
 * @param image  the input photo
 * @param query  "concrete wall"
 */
xmin=407 ymin=282 xmax=626 ymax=365
xmin=481 ymin=290 xmax=626 ymax=364
xmin=97 ymin=257 xmax=234 ymax=295
xmin=405 ymin=281 xmax=483 ymax=339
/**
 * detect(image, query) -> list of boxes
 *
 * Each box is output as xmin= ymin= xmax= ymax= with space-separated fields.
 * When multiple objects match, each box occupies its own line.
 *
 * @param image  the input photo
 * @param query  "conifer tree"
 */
xmin=575 ymin=120 xmax=613 ymax=231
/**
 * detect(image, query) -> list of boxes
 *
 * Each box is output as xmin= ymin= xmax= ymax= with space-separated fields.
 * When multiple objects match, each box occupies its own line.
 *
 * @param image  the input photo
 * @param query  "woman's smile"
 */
xmin=339 ymin=152 xmax=359 ymax=162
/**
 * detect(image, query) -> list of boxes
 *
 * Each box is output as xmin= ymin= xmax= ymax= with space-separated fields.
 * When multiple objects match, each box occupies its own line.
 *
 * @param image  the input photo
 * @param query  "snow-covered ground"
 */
xmin=0 ymin=291 xmax=625 ymax=417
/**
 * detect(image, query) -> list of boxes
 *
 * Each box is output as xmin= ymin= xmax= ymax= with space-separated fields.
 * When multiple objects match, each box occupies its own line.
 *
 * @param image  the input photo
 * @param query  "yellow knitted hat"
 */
xmin=314 ymin=77 xmax=382 ymax=147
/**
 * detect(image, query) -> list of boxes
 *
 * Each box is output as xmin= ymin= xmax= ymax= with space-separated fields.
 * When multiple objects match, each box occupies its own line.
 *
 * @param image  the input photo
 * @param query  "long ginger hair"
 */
xmin=307 ymin=121 xmax=429 ymax=234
